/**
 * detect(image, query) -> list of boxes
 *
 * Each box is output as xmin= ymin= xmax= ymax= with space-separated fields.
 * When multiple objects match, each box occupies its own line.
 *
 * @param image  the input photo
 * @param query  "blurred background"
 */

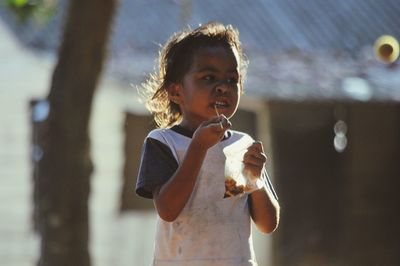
xmin=1 ymin=0 xmax=400 ymax=265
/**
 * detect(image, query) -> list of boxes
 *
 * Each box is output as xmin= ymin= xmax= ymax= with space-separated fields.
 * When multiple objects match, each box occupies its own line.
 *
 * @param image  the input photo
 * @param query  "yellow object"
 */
xmin=374 ymin=35 xmax=399 ymax=63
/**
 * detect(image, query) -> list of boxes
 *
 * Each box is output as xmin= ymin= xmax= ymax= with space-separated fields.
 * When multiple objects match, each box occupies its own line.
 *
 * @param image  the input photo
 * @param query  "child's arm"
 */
xmin=244 ymin=142 xmax=280 ymax=234
xmin=153 ymin=116 xmax=230 ymax=222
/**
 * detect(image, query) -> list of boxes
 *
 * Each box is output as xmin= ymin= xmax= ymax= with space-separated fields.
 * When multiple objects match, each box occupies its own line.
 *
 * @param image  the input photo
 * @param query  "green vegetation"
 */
xmin=6 ymin=0 xmax=57 ymax=23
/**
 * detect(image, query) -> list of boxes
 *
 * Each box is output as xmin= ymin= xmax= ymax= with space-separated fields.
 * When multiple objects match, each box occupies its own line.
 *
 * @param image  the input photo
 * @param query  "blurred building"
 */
xmin=1 ymin=0 xmax=400 ymax=265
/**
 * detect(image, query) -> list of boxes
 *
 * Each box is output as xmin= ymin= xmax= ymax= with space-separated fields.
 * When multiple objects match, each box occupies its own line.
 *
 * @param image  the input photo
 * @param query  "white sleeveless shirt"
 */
xmin=136 ymin=128 xmax=276 ymax=266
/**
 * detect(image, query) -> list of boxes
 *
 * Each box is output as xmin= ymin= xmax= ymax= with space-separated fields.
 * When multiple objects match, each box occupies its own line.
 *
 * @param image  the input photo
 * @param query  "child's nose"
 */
xmin=215 ymin=82 xmax=229 ymax=94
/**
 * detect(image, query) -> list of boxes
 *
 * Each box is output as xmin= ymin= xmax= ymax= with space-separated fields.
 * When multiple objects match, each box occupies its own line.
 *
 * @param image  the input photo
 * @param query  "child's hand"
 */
xmin=192 ymin=115 xmax=231 ymax=149
xmin=243 ymin=141 xmax=267 ymax=178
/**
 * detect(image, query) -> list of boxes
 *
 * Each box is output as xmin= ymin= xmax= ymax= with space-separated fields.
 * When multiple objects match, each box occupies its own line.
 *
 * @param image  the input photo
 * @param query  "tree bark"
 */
xmin=37 ymin=0 xmax=117 ymax=265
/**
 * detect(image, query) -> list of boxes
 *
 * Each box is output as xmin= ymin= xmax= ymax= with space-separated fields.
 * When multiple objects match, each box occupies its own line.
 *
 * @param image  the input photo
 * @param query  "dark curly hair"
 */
xmin=140 ymin=22 xmax=248 ymax=128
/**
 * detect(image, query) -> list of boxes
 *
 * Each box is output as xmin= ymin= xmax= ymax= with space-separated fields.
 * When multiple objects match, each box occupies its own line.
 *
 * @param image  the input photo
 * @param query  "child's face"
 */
xmin=173 ymin=44 xmax=241 ymax=130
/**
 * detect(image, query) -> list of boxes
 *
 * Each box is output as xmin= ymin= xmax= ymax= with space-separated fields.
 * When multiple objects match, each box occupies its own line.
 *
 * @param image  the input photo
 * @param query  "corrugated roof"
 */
xmin=1 ymin=0 xmax=399 ymax=101
xmin=2 ymin=0 xmax=399 ymax=55
xmin=111 ymin=0 xmax=400 ymax=55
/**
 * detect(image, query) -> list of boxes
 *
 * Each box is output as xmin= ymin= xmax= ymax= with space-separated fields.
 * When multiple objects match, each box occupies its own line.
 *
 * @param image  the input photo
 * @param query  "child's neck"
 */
xmin=178 ymin=121 xmax=200 ymax=132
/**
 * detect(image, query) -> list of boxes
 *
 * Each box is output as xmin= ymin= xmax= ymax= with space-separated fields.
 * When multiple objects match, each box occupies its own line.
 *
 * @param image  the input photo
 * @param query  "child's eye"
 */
xmin=203 ymin=75 xmax=215 ymax=81
xmin=226 ymin=77 xmax=238 ymax=84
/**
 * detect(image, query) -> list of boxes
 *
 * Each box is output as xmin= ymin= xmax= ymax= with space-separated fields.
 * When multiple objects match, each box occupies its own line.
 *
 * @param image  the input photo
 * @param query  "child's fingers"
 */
xmin=199 ymin=116 xmax=231 ymax=139
xmin=200 ymin=118 xmax=222 ymax=131
xmin=245 ymin=142 xmax=267 ymax=162
xmin=219 ymin=115 xmax=232 ymax=129
xmin=247 ymin=141 xmax=264 ymax=153
xmin=201 ymin=115 xmax=229 ymax=126
xmin=243 ymin=149 xmax=266 ymax=177
xmin=243 ymin=142 xmax=267 ymax=177
xmin=202 ymin=115 xmax=231 ymax=131
xmin=243 ymin=152 xmax=267 ymax=167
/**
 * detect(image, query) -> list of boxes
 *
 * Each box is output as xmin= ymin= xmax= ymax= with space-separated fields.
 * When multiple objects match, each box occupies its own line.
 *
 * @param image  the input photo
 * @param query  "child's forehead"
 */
xmin=190 ymin=44 xmax=240 ymax=68
xmin=194 ymin=43 xmax=237 ymax=54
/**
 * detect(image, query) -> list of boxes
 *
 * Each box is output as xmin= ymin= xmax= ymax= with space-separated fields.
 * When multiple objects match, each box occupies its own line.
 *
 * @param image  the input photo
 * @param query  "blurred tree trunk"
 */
xmin=37 ymin=0 xmax=117 ymax=265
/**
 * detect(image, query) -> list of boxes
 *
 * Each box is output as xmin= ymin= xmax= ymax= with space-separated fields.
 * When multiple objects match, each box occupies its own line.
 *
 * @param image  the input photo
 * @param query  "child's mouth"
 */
xmin=214 ymin=101 xmax=229 ymax=109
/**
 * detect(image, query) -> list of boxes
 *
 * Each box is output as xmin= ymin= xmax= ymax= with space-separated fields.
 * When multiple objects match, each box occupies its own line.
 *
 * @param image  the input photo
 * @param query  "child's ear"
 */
xmin=167 ymin=83 xmax=182 ymax=104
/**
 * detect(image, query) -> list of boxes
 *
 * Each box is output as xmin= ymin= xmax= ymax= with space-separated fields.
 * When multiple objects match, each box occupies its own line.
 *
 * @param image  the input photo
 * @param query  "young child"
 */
xmin=136 ymin=22 xmax=280 ymax=266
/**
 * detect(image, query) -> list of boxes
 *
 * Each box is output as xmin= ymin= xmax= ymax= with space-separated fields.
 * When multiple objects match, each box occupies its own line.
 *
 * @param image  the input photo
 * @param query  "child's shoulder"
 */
xmin=146 ymin=128 xmax=172 ymax=141
xmin=147 ymin=128 xmax=168 ymax=138
xmin=146 ymin=127 xmax=184 ymax=144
